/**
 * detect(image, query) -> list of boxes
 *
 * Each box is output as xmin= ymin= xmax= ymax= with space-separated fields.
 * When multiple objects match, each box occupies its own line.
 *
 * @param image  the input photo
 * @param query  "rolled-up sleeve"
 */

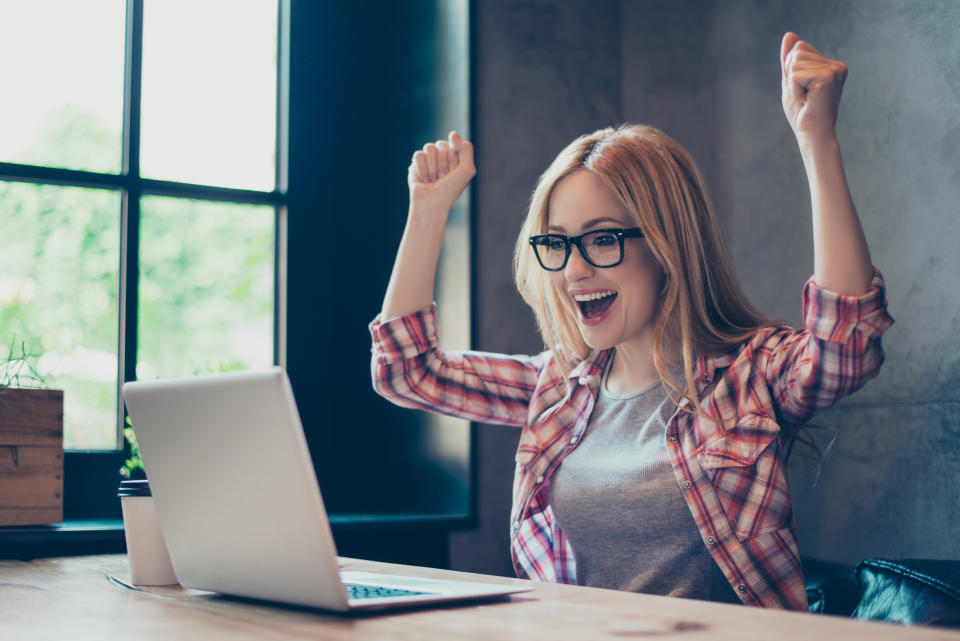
xmin=802 ymin=270 xmax=894 ymax=345
xmin=370 ymin=305 xmax=440 ymax=365
xmin=370 ymin=304 xmax=545 ymax=427
xmin=765 ymin=269 xmax=895 ymax=425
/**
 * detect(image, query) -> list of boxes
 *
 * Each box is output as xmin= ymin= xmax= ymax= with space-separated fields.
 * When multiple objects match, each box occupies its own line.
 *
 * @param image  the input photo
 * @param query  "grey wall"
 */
xmin=451 ymin=0 xmax=959 ymax=575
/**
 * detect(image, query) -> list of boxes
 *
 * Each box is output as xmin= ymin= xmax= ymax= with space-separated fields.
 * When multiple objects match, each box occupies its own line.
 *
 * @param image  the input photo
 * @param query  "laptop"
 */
xmin=121 ymin=367 xmax=531 ymax=612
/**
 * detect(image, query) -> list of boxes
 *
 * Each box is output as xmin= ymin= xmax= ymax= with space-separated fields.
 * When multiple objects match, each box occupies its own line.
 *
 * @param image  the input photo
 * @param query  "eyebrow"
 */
xmin=547 ymin=216 xmax=628 ymax=233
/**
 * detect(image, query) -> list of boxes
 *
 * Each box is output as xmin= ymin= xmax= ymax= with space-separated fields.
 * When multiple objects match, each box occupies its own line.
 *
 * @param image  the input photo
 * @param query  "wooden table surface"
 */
xmin=1 ymin=554 xmax=957 ymax=640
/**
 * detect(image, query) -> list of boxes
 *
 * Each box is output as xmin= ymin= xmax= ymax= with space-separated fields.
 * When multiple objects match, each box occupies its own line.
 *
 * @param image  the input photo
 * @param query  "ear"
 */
xmin=656 ymin=267 xmax=670 ymax=300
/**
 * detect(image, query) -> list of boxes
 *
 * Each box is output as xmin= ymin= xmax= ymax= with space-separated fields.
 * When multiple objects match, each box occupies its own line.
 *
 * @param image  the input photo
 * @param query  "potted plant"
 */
xmin=0 ymin=340 xmax=64 ymax=526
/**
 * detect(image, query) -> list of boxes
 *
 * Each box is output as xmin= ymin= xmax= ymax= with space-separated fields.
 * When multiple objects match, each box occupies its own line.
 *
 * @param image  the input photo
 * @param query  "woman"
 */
xmin=370 ymin=33 xmax=893 ymax=609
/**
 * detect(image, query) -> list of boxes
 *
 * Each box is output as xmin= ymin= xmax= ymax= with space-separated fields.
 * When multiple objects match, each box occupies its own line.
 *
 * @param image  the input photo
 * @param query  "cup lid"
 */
xmin=118 ymin=479 xmax=151 ymax=497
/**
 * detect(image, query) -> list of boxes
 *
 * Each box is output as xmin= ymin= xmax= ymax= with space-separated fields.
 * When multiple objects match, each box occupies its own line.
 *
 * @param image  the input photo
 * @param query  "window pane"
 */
xmin=140 ymin=0 xmax=278 ymax=191
xmin=137 ymin=197 xmax=274 ymax=380
xmin=0 ymin=1 xmax=125 ymax=173
xmin=0 ymin=181 xmax=121 ymax=450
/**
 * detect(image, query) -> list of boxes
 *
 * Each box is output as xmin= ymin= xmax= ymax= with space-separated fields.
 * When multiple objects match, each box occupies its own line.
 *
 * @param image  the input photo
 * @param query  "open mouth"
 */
xmin=573 ymin=290 xmax=617 ymax=320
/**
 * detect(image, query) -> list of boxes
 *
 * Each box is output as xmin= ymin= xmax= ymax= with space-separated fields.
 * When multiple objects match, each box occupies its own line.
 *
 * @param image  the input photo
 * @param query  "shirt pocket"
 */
xmin=696 ymin=412 xmax=791 ymax=542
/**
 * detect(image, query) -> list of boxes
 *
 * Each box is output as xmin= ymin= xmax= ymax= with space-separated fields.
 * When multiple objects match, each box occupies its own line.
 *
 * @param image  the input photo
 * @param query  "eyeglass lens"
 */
xmin=537 ymin=231 xmax=622 ymax=269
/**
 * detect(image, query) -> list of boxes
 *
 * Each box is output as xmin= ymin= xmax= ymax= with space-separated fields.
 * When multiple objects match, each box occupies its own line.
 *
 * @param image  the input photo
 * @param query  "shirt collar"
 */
xmin=566 ymin=349 xmax=613 ymax=385
xmin=696 ymin=350 xmax=736 ymax=389
xmin=566 ymin=347 xmax=736 ymax=391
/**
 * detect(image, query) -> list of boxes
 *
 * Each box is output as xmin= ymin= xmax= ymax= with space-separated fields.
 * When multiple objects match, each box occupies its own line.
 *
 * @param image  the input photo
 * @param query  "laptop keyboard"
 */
xmin=344 ymin=583 xmax=431 ymax=600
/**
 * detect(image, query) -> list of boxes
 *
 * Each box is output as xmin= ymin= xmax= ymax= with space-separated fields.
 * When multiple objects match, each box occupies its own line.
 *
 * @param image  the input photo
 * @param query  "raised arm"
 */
xmin=373 ymin=132 xmax=547 ymax=427
xmin=380 ymin=131 xmax=476 ymax=320
xmin=765 ymin=34 xmax=894 ymax=424
xmin=780 ymin=32 xmax=873 ymax=295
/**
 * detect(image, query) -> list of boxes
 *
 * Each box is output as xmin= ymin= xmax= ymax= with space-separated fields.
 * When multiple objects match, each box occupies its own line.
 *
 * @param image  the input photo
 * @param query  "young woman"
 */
xmin=370 ymin=33 xmax=893 ymax=609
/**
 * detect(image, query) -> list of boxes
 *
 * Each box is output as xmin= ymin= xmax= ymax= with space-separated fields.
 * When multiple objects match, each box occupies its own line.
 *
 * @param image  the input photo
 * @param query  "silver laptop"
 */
xmin=121 ymin=368 xmax=531 ymax=612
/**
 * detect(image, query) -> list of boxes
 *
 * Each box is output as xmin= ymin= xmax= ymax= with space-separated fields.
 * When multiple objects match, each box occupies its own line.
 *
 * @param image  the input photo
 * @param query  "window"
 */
xmin=0 ymin=0 xmax=287 ymax=517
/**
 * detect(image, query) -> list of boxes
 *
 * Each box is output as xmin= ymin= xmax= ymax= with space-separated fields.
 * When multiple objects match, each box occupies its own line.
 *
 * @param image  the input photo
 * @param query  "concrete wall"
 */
xmin=452 ymin=0 xmax=960 ymax=575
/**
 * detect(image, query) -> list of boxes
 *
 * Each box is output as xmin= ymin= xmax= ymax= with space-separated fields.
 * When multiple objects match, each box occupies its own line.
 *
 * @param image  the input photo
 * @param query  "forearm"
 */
xmin=370 ymin=307 xmax=543 ymax=427
xmin=799 ymin=134 xmax=873 ymax=295
xmin=380 ymin=204 xmax=449 ymax=321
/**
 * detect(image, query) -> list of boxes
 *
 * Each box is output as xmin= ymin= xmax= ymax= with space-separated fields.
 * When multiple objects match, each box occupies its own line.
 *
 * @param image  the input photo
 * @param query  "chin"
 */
xmin=578 ymin=326 xmax=620 ymax=352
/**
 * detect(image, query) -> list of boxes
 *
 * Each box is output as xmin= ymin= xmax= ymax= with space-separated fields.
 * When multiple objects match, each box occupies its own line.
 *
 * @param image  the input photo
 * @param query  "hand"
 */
xmin=408 ymin=131 xmax=476 ymax=213
xmin=780 ymin=32 xmax=848 ymax=143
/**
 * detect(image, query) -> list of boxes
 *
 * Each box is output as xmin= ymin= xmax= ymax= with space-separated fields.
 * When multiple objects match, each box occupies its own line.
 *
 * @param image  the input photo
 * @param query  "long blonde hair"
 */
xmin=514 ymin=124 xmax=774 ymax=407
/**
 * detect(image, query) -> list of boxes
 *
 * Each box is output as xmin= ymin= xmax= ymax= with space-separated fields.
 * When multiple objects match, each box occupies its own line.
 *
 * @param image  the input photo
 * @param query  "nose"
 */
xmin=564 ymin=245 xmax=595 ymax=282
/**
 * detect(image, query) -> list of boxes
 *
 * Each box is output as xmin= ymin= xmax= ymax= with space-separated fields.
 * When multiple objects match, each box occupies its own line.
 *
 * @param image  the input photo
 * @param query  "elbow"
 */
xmin=370 ymin=356 xmax=400 ymax=403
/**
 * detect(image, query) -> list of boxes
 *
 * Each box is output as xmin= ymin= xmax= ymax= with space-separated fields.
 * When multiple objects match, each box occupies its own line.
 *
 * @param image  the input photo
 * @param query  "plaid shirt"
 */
xmin=369 ymin=271 xmax=893 ymax=609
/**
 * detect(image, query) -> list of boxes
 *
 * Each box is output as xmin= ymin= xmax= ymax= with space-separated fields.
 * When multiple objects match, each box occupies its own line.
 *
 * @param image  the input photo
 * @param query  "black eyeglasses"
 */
xmin=528 ymin=228 xmax=644 ymax=271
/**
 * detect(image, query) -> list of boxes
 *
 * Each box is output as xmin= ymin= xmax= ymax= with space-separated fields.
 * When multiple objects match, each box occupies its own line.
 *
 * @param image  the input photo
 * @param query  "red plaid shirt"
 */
xmin=369 ymin=271 xmax=893 ymax=609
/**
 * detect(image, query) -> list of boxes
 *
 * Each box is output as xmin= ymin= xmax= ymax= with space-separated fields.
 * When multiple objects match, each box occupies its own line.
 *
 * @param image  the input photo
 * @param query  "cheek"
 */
xmin=619 ymin=265 xmax=664 ymax=321
xmin=624 ymin=251 xmax=662 ymax=294
xmin=624 ymin=282 xmax=659 ymax=319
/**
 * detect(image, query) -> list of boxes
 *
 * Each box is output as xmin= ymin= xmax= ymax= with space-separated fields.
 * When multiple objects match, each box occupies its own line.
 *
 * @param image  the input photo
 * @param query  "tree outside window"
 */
xmin=0 ymin=0 xmax=282 ymax=453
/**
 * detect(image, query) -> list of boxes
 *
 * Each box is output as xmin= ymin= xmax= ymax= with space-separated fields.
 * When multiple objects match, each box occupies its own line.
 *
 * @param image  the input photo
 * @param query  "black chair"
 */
xmin=803 ymin=557 xmax=960 ymax=629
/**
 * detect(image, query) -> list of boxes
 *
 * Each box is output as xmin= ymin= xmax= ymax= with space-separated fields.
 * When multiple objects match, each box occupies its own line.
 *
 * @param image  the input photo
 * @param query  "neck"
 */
xmin=605 ymin=329 xmax=681 ymax=396
xmin=605 ymin=332 xmax=658 ymax=395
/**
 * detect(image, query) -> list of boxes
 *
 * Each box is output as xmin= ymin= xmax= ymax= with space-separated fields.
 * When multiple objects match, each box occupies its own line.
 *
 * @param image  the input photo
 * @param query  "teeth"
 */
xmin=572 ymin=290 xmax=616 ymax=302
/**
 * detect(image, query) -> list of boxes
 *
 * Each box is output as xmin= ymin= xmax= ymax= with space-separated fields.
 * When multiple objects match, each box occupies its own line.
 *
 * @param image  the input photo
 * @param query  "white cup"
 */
xmin=118 ymin=480 xmax=178 ymax=586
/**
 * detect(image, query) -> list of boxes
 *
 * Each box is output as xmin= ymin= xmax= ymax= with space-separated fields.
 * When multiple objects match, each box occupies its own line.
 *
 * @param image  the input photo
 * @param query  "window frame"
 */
xmin=0 ymin=0 xmax=289 ymax=522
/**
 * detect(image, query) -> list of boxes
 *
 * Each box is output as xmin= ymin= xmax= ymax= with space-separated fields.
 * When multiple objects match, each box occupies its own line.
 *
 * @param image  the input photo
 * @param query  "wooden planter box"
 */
xmin=0 ymin=389 xmax=64 ymax=526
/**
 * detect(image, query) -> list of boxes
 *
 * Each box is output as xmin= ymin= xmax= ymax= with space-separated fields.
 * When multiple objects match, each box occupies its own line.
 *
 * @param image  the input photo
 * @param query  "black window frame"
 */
xmin=0 ymin=0 xmax=290 ymax=523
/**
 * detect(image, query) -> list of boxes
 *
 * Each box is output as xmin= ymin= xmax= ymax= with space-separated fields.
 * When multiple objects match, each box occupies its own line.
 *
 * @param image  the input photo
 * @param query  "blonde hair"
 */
xmin=514 ymin=124 xmax=774 ymax=408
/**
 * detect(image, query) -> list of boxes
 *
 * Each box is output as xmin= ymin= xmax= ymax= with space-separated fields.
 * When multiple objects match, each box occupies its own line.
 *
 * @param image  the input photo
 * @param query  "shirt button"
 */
xmin=569 ymin=436 xmax=578 ymax=445
xmin=737 ymin=584 xmax=747 ymax=593
xmin=682 ymin=480 xmax=692 ymax=489
xmin=578 ymin=376 xmax=590 ymax=385
xmin=706 ymin=536 xmax=717 ymax=546
xmin=668 ymin=436 xmax=678 ymax=445
xmin=512 ymin=521 xmax=520 ymax=532
xmin=535 ymin=475 xmax=545 ymax=484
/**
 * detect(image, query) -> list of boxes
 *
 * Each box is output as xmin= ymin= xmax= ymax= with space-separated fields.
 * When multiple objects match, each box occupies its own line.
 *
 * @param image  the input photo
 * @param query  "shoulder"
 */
xmin=699 ymin=325 xmax=796 ymax=378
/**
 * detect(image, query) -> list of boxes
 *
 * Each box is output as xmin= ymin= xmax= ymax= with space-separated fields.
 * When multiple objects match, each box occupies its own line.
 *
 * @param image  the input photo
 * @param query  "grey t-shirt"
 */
xmin=551 ymin=363 xmax=740 ymax=603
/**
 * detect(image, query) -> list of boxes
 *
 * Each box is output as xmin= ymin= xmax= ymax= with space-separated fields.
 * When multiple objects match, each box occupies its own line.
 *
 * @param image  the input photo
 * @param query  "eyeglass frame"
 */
xmin=527 ymin=227 xmax=645 ymax=271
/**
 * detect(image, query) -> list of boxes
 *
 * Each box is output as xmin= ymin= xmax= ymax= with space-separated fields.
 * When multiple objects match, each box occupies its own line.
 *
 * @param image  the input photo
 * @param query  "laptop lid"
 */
xmin=122 ymin=368 xmax=531 ymax=612
xmin=122 ymin=368 xmax=350 ymax=610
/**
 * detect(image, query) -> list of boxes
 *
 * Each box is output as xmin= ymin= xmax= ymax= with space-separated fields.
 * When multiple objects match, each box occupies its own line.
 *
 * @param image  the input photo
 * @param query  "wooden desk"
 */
xmin=1 ymin=555 xmax=957 ymax=640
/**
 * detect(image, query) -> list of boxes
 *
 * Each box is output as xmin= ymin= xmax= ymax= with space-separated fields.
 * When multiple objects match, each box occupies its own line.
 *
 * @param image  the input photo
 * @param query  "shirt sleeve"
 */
xmin=764 ymin=268 xmax=895 ymax=426
xmin=369 ymin=304 xmax=547 ymax=427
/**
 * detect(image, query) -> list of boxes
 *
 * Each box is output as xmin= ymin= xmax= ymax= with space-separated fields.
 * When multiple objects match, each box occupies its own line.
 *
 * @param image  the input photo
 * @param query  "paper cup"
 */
xmin=118 ymin=480 xmax=178 ymax=586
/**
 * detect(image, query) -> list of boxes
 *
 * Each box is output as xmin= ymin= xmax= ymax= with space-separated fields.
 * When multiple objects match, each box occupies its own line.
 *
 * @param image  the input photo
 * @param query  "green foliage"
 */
xmin=19 ymin=106 xmax=120 ymax=173
xmin=0 ymin=339 xmax=47 ymax=389
xmin=119 ymin=415 xmax=144 ymax=480
xmin=3 ymin=107 xmax=275 ymax=450
xmin=137 ymin=196 xmax=274 ymax=381
xmin=1 ymin=180 xmax=120 ymax=448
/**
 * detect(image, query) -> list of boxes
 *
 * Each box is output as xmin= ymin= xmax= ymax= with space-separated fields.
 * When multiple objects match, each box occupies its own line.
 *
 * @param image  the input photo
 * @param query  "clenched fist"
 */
xmin=781 ymin=32 xmax=848 ymax=142
xmin=408 ymin=131 xmax=476 ymax=213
